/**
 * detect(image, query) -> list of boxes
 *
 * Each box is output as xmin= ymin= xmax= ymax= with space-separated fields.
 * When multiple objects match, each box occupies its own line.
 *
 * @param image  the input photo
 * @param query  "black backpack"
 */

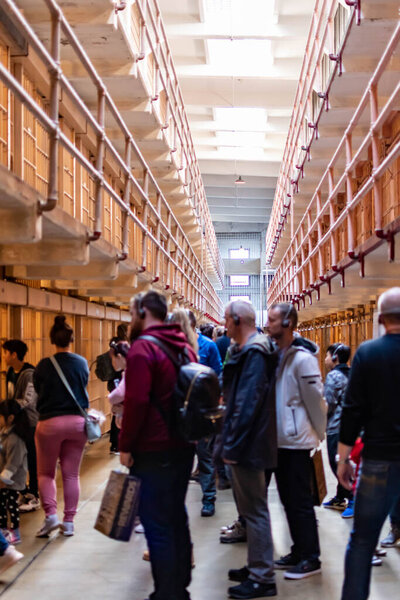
xmin=94 ymin=351 xmax=115 ymax=382
xmin=138 ymin=335 xmax=223 ymax=442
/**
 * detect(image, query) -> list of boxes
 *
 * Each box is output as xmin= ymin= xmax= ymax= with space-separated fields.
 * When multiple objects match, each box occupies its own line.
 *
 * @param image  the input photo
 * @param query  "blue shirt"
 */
xmin=197 ymin=333 xmax=222 ymax=375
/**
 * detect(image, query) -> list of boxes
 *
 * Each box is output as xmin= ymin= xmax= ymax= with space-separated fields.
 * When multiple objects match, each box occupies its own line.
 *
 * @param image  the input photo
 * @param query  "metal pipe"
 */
xmin=41 ymin=9 xmax=61 ymax=212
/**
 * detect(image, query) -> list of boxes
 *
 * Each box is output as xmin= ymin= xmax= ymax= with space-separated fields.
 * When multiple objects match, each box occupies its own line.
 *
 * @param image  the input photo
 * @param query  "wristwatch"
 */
xmin=335 ymin=454 xmax=350 ymax=465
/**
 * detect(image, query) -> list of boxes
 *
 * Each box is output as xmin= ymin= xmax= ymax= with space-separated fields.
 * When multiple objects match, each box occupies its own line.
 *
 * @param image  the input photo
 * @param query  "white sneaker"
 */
xmin=0 ymin=545 xmax=23 ymax=574
xmin=134 ymin=523 xmax=145 ymax=534
xmin=61 ymin=522 xmax=74 ymax=537
xmin=36 ymin=515 xmax=61 ymax=538
xmin=19 ymin=497 xmax=40 ymax=513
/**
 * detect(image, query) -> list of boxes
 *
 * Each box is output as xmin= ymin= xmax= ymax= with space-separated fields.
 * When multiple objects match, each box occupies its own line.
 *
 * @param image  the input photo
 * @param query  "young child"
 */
xmin=0 ymin=399 xmax=29 ymax=545
xmin=323 ymin=343 xmax=352 ymax=513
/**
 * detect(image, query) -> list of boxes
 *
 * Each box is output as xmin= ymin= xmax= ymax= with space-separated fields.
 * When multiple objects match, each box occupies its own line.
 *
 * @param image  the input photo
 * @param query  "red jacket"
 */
xmin=119 ymin=324 xmax=197 ymax=454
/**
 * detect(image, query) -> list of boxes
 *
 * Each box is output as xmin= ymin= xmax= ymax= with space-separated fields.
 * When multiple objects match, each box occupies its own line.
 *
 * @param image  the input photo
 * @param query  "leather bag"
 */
xmin=310 ymin=448 xmax=327 ymax=506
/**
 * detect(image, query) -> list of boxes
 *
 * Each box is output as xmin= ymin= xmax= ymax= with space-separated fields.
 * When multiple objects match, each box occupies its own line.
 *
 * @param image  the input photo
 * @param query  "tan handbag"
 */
xmin=310 ymin=449 xmax=327 ymax=506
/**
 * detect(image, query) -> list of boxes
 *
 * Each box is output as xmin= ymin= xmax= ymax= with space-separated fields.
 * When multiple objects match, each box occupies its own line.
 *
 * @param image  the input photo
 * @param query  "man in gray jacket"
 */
xmin=223 ymin=300 xmax=277 ymax=599
xmin=266 ymin=303 xmax=326 ymax=580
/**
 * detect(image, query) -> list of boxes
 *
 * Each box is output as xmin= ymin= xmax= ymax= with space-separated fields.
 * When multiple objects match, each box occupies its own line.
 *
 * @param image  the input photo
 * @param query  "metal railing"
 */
xmin=117 ymin=0 xmax=224 ymax=284
xmin=0 ymin=0 xmax=223 ymax=319
xmin=265 ymin=0 xmax=359 ymax=265
xmin=267 ymin=20 xmax=400 ymax=309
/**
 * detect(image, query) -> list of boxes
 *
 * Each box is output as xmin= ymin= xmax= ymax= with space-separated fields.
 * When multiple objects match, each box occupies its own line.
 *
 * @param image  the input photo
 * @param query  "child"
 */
xmin=0 ymin=399 xmax=29 ymax=545
xmin=323 ymin=343 xmax=352 ymax=513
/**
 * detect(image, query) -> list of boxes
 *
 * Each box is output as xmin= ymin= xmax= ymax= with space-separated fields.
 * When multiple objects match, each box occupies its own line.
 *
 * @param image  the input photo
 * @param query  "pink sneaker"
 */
xmin=8 ymin=529 xmax=21 ymax=545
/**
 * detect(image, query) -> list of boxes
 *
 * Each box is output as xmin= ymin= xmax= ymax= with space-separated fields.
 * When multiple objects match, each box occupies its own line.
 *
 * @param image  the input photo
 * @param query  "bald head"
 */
xmin=378 ymin=287 xmax=400 ymax=323
xmin=226 ymin=300 xmax=256 ymax=327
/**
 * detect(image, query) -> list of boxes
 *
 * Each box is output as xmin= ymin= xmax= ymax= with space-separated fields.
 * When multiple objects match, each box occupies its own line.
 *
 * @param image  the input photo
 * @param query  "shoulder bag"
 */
xmin=49 ymin=355 xmax=102 ymax=443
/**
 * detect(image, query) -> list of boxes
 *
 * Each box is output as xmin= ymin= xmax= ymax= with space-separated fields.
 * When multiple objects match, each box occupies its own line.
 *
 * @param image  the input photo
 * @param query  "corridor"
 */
xmin=0 ymin=437 xmax=398 ymax=600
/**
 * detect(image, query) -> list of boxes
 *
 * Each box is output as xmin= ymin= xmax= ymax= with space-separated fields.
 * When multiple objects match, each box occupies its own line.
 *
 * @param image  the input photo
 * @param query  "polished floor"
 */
xmin=0 ymin=437 xmax=398 ymax=599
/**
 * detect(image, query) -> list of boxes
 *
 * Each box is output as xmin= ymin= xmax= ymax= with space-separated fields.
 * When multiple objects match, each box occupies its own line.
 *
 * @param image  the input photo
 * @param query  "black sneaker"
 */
xmin=274 ymin=553 xmax=298 ymax=570
xmin=284 ymin=559 xmax=321 ymax=580
xmin=228 ymin=566 xmax=249 ymax=582
xmin=228 ymin=579 xmax=277 ymax=599
xmin=201 ymin=502 xmax=215 ymax=517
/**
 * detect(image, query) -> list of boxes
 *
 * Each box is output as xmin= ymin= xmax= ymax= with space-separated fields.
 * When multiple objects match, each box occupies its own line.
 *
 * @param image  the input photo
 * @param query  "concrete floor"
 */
xmin=0 ymin=437 xmax=399 ymax=599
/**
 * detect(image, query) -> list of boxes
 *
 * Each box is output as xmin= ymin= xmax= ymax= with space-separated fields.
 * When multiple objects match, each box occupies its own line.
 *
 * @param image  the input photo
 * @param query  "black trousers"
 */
xmin=26 ymin=426 xmax=38 ymax=497
xmin=0 ymin=489 xmax=19 ymax=530
xmin=131 ymin=446 xmax=194 ymax=600
xmin=109 ymin=416 xmax=119 ymax=451
xmin=327 ymin=433 xmax=353 ymax=501
xmin=266 ymin=448 xmax=320 ymax=562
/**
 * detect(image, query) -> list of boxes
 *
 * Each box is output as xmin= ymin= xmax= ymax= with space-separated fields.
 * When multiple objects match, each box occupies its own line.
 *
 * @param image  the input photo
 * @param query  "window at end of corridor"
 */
xmin=230 ymin=275 xmax=249 ymax=286
xmin=229 ymin=247 xmax=249 ymax=259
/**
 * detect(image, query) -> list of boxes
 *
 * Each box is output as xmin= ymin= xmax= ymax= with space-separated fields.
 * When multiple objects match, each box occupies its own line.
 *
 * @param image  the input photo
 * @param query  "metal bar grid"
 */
xmin=268 ymin=21 xmax=400 ymax=308
xmin=131 ymin=0 xmax=224 ymax=283
xmin=266 ymin=0 xmax=358 ymax=265
xmin=0 ymin=0 xmax=222 ymax=318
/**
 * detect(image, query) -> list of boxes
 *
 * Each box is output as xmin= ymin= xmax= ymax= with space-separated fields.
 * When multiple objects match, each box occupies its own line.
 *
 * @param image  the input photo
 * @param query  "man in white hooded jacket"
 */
xmin=266 ymin=303 xmax=327 ymax=581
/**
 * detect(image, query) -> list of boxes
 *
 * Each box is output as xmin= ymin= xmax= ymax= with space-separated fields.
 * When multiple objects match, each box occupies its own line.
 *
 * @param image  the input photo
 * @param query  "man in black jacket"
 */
xmin=337 ymin=287 xmax=400 ymax=600
xmin=222 ymin=300 xmax=277 ymax=600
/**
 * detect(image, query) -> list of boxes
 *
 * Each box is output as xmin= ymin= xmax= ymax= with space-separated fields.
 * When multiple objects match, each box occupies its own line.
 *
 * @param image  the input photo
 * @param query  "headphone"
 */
xmin=331 ymin=343 xmax=344 ymax=362
xmin=136 ymin=295 xmax=146 ymax=320
xmin=282 ymin=304 xmax=294 ymax=328
xmin=232 ymin=312 xmax=240 ymax=326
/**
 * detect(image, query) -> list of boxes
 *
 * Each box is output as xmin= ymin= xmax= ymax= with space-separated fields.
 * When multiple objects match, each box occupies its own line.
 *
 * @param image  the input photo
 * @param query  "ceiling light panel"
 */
xmin=215 ymin=131 xmax=266 ymax=148
xmin=214 ymin=108 xmax=268 ymax=132
xmin=204 ymin=0 xmax=276 ymax=30
xmin=207 ymin=39 xmax=273 ymax=75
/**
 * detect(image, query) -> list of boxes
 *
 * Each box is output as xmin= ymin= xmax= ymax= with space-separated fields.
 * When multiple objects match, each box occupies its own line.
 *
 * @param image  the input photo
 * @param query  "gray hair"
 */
xmin=226 ymin=300 xmax=256 ymax=326
xmin=378 ymin=287 xmax=400 ymax=316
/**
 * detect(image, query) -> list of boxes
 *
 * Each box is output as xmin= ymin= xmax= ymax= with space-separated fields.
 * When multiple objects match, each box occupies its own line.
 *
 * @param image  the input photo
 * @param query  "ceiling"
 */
xmin=158 ymin=0 xmax=315 ymax=233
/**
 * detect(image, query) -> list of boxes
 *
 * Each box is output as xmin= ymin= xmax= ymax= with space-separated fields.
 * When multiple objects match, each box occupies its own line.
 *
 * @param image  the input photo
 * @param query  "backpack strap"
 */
xmin=138 ymin=335 xmax=181 ymax=368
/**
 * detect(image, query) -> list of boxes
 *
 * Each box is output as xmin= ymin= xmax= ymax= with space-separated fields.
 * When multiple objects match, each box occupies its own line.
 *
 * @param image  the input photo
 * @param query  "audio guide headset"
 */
xmin=331 ymin=343 xmax=344 ymax=362
xmin=137 ymin=295 xmax=146 ymax=319
xmin=232 ymin=312 xmax=240 ymax=326
xmin=281 ymin=304 xmax=294 ymax=328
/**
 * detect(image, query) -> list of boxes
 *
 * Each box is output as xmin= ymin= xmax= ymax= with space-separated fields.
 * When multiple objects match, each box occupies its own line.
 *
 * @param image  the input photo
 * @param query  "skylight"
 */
xmin=204 ymin=0 xmax=276 ymax=31
xmin=207 ymin=39 xmax=273 ymax=76
xmin=215 ymin=131 xmax=265 ymax=148
xmin=214 ymin=108 xmax=268 ymax=132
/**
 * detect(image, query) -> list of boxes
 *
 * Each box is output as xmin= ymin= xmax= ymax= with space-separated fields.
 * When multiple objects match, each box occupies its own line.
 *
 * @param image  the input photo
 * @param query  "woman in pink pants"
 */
xmin=33 ymin=316 xmax=89 ymax=537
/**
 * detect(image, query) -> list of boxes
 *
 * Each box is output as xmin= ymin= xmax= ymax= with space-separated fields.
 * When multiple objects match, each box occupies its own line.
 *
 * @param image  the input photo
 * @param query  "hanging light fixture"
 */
xmin=235 ymin=175 xmax=246 ymax=184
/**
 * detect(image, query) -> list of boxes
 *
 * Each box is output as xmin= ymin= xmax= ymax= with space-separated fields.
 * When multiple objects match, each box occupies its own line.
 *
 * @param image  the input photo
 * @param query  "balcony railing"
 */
xmin=0 ymin=0 xmax=223 ymax=319
xmin=117 ymin=0 xmax=224 ymax=285
xmin=267 ymin=19 xmax=400 ymax=309
xmin=266 ymin=0 xmax=357 ymax=265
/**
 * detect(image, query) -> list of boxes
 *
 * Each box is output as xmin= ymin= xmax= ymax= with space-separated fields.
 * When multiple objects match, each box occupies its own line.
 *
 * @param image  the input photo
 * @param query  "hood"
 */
xmin=333 ymin=363 xmax=350 ymax=377
xmin=140 ymin=323 xmax=192 ymax=353
xmin=229 ymin=332 xmax=276 ymax=363
xmin=291 ymin=334 xmax=319 ymax=356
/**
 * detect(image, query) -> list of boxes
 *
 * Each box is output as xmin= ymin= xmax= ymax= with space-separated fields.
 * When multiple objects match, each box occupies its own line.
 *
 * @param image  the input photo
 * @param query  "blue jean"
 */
xmin=131 ymin=447 xmax=194 ymax=600
xmin=196 ymin=437 xmax=216 ymax=505
xmin=0 ymin=530 xmax=8 ymax=555
xmin=341 ymin=459 xmax=400 ymax=600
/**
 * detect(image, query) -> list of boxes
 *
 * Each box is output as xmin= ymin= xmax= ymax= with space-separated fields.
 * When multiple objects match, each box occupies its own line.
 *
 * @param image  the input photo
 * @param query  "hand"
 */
xmin=337 ymin=461 xmax=354 ymax=490
xmin=223 ymin=458 xmax=238 ymax=465
xmin=120 ymin=451 xmax=134 ymax=468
